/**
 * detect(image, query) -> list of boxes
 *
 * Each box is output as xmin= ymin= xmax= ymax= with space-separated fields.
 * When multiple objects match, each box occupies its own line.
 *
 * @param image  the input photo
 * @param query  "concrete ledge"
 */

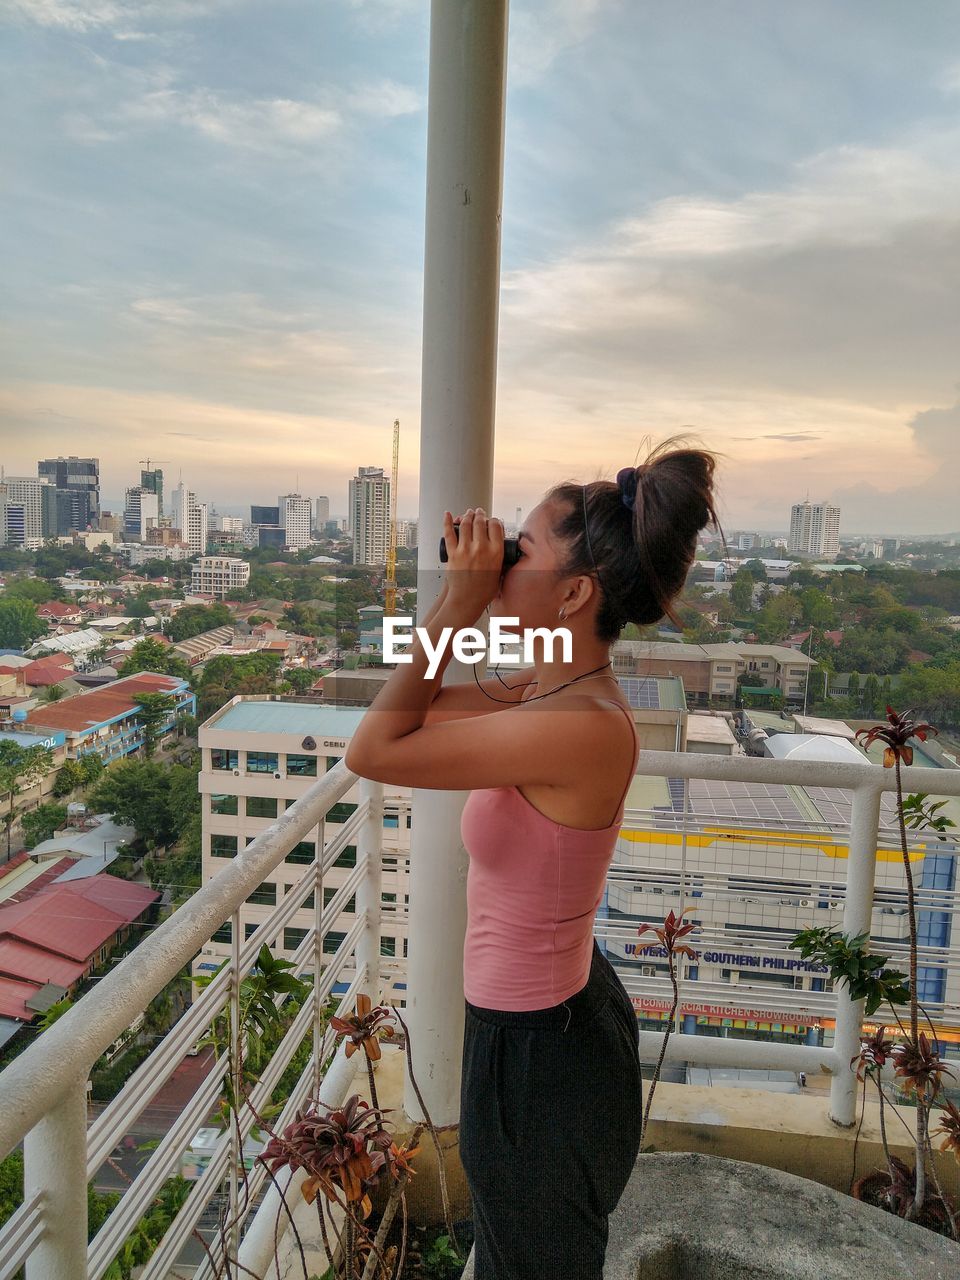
xmin=605 ymin=1152 xmax=960 ymax=1279
xmin=642 ymin=1081 xmax=957 ymax=1194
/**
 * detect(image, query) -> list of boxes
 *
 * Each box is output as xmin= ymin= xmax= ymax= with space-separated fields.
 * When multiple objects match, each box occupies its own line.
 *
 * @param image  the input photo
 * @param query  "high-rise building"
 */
xmin=37 ymin=456 xmax=100 ymax=529
xmin=140 ymin=468 xmax=163 ymax=518
xmin=124 ymin=487 xmax=160 ymax=540
xmin=314 ymin=496 xmax=330 ymax=532
xmin=212 ymin=514 xmax=244 ymax=534
xmin=171 ymin=482 xmax=208 ymax=555
xmin=350 ymin=467 xmax=390 ymax=566
xmin=788 ymin=501 xmax=840 ymax=558
xmin=250 ymin=505 xmax=280 ymax=526
xmin=279 ymin=494 xmax=313 ymax=550
xmin=0 ymin=477 xmax=46 ymax=544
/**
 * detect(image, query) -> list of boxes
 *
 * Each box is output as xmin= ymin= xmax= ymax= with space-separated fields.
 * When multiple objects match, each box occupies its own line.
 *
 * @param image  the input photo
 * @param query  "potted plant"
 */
xmin=789 ymin=707 xmax=958 ymax=1238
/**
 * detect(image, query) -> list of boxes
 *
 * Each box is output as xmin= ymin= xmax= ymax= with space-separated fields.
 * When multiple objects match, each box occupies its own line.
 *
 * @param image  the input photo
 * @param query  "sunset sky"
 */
xmin=2 ymin=1 xmax=959 ymax=534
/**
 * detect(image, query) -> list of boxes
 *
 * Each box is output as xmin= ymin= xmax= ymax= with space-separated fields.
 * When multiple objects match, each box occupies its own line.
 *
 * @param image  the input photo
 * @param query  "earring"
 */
xmin=558 ymin=607 xmax=566 ymax=621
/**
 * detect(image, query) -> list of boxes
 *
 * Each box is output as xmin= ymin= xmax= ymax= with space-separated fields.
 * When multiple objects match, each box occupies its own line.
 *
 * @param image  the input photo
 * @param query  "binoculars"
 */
xmin=439 ymin=520 xmax=522 ymax=569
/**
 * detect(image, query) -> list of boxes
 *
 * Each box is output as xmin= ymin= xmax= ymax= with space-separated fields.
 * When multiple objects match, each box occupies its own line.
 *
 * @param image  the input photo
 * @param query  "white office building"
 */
xmin=350 ymin=467 xmax=390 ymax=566
xmin=195 ymin=699 xmax=411 ymax=997
xmin=191 ymin=555 xmax=251 ymax=599
xmin=171 ymin=482 xmax=209 ymax=556
xmin=212 ymin=513 xmax=245 ymax=534
xmin=123 ymin=487 xmax=160 ymax=540
xmin=280 ymin=495 xmax=313 ymax=550
xmin=788 ymin=501 xmax=840 ymax=558
xmin=0 ymin=477 xmax=46 ymax=544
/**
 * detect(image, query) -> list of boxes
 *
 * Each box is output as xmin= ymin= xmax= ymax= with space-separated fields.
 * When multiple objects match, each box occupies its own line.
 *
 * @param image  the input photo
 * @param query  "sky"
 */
xmin=1 ymin=0 xmax=959 ymax=535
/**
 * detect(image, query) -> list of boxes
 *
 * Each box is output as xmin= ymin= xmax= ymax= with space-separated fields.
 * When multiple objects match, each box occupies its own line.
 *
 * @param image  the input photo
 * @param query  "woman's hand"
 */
xmin=442 ymin=507 xmax=505 ymax=618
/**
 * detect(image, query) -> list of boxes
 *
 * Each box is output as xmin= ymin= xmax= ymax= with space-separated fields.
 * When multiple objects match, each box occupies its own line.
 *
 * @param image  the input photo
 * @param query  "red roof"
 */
xmin=3 ymin=858 xmax=79 ymax=906
xmin=37 ymin=602 xmax=80 ymax=619
xmin=25 ymin=672 xmax=185 ymax=735
xmin=22 ymin=661 xmax=75 ymax=688
xmin=0 ymin=852 xmax=32 ymax=882
xmin=0 ymin=876 xmax=158 ymax=1020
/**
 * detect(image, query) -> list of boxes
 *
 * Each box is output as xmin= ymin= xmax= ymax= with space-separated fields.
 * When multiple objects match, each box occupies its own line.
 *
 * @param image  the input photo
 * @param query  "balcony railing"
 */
xmin=0 ymin=750 xmax=958 ymax=1278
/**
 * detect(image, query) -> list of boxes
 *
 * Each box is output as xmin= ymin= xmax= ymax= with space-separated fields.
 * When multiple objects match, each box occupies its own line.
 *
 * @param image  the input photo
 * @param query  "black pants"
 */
xmin=459 ymin=939 xmax=643 ymax=1279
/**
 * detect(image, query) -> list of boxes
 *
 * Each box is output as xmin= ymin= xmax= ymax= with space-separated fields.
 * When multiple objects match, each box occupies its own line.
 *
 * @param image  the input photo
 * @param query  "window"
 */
xmin=210 ymin=835 xmax=238 ymax=859
xmin=322 ymin=930 xmax=347 ymax=954
xmin=286 ymin=754 xmax=317 ymax=777
xmin=323 ymin=887 xmax=356 ymax=912
xmin=384 ymin=814 xmax=412 ymax=830
xmin=285 ymin=798 xmax=297 ymax=810
xmin=248 ymin=882 xmax=277 ymax=906
xmin=284 ymin=927 xmax=309 ymax=951
xmin=211 ymin=749 xmax=238 ymax=771
xmin=212 ymin=921 xmax=232 ymax=943
xmin=245 ymin=922 xmax=260 ymax=940
xmin=246 ymin=796 xmax=278 ymax=819
xmin=382 ymin=892 xmax=397 ymax=904
xmin=324 ymin=756 xmax=339 ymax=772
xmin=286 ymin=841 xmax=315 ymax=865
xmin=403 ymin=937 xmax=408 ymax=958
xmin=333 ymin=844 xmax=357 ymax=869
xmin=715 ymin=665 xmax=732 ymax=673
xmin=380 ymin=937 xmax=396 ymax=957
xmin=211 ymin=793 xmax=238 ymax=816
xmin=327 ymin=801 xmax=358 ymax=823
xmin=246 ymin=751 xmax=278 ymax=774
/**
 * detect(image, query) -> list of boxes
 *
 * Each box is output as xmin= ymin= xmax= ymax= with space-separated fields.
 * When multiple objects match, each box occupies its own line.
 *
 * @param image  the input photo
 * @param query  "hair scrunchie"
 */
xmin=616 ymin=466 xmax=640 ymax=512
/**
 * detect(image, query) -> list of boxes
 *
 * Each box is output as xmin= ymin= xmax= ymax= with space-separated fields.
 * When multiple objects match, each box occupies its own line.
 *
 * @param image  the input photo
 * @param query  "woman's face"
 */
xmin=488 ymin=500 xmax=568 ymax=631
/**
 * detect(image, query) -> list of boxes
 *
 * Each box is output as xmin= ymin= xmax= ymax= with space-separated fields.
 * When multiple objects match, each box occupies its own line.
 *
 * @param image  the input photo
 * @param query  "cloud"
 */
xmin=118 ymin=88 xmax=342 ymax=150
xmin=498 ymin=121 xmax=960 ymax=411
xmin=1 ymin=0 xmax=235 ymax=30
xmin=509 ymin=0 xmax=611 ymax=86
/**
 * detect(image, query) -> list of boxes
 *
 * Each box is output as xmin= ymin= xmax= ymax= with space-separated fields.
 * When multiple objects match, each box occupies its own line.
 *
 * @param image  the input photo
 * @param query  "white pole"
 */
xmin=25 ymin=1082 xmax=88 ymax=1280
xmin=404 ymin=0 xmax=510 ymax=1128
xmin=355 ymin=779 xmax=385 ymax=1007
xmin=829 ymin=783 xmax=883 ymax=1126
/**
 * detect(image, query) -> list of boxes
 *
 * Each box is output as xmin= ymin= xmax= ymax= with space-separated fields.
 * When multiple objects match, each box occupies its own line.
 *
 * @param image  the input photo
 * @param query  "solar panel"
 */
xmin=687 ymin=778 xmax=807 ymax=823
xmin=620 ymin=677 xmax=661 ymax=709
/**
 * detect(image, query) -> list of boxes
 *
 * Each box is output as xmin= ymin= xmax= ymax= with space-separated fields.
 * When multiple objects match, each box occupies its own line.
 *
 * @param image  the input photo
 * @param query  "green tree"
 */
xmin=282 ymin=666 xmax=316 ymax=694
xmin=116 ymin=638 xmax=191 ymax=681
xmin=79 ymin=752 xmax=105 ymax=786
xmin=847 ymin=671 xmax=861 ymax=713
xmin=88 ymin=761 xmax=176 ymax=847
xmin=730 ymin=570 xmax=755 ymax=616
xmin=742 ymin=558 xmax=768 ymax=581
xmin=895 ymin=661 xmax=960 ymax=729
xmin=4 ymin=577 xmax=57 ymax=604
xmin=40 ymin=683 xmax=65 ymax=703
xmin=165 ymin=603 xmax=232 ymax=643
xmin=0 ymin=597 xmax=45 ymax=650
xmin=134 ymin=692 xmax=176 ymax=758
xmin=861 ymin=673 xmax=882 ymax=718
xmin=52 ymin=758 xmax=84 ymax=797
xmin=0 ymin=741 xmax=55 ymax=857
xmin=21 ymin=803 xmax=68 ymax=849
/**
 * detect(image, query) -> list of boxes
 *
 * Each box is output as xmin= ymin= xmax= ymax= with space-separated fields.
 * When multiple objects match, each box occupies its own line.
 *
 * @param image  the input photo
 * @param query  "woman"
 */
xmin=345 ymin=440 xmax=720 ymax=1278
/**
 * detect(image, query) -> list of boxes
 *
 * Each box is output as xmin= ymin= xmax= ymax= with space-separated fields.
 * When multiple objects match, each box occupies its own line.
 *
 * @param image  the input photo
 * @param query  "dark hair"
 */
xmin=546 ymin=438 xmax=722 ymax=642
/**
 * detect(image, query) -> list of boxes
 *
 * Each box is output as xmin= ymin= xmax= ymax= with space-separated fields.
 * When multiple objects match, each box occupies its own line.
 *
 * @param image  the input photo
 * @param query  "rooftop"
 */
xmin=207 ymin=698 xmax=368 ymax=737
xmin=25 ymin=672 xmax=188 ymax=735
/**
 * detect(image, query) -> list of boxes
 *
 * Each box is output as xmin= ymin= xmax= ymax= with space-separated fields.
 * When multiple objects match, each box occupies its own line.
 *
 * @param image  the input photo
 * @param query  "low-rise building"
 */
xmin=191 ymin=556 xmax=251 ymax=600
xmin=613 ymin=640 xmax=815 ymax=708
xmin=25 ymin=673 xmax=195 ymax=763
xmin=0 ymin=876 xmax=159 ymax=1034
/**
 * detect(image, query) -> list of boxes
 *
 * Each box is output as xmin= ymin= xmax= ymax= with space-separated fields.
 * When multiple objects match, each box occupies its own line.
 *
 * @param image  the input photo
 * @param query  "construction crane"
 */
xmin=384 ymin=419 xmax=400 ymax=617
xmin=138 ymin=459 xmax=170 ymax=471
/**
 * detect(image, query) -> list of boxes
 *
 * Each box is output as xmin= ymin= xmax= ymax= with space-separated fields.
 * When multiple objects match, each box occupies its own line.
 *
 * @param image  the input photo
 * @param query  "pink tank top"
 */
xmin=460 ymin=700 xmax=639 ymax=1011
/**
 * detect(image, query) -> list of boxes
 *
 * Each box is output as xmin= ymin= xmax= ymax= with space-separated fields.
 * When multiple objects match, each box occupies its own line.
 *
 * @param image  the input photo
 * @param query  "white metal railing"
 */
xmin=1 ymin=748 xmax=959 ymax=1277
xmin=0 ymin=760 xmax=385 ymax=1280
xmin=615 ymin=750 xmax=960 ymax=1123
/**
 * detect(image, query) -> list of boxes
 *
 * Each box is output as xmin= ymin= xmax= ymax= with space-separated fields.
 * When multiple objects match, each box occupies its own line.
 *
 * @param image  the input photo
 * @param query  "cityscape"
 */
xmin=3 ymin=0 xmax=960 ymax=1275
